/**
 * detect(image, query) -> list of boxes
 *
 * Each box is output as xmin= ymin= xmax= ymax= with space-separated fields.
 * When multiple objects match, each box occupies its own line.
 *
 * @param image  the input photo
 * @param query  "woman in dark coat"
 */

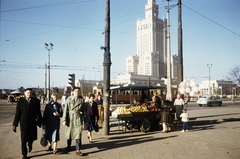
xmin=84 ymin=94 xmax=99 ymax=143
xmin=160 ymin=100 xmax=173 ymax=133
xmin=43 ymin=93 xmax=62 ymax=154
xmin=12 ymin=88 xmax=42 ymax=159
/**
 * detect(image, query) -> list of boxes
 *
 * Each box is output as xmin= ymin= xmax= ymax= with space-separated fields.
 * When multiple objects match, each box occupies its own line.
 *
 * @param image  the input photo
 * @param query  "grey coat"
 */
xmin=62 ymin=96 xmax=84 ymax=140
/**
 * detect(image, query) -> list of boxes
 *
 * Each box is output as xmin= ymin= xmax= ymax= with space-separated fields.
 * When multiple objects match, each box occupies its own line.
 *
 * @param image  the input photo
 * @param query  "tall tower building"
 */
xmin=136 ymin=0 xmax=166 ymax=78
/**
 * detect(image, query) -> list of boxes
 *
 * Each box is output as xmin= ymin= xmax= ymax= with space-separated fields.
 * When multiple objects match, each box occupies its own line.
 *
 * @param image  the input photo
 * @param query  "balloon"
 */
xmin=179 ymin=82 xmax=185 ymax=88
xmin=192 ymin=87 xmax=199 ymax=92
xmin=190 ymin=91 xmax=195 ymax=97
xmin=180 ymin=88 xmax=185 ymax=95
xmin=178 ymin=79 xmax=199 ymax=95
xmin=185 ymin=87 xmax=191 ymax=93
xmin=190 ymin=79 xmax=195 ymax=87
xmin=185 ymin=79 xmax=190 ymax=87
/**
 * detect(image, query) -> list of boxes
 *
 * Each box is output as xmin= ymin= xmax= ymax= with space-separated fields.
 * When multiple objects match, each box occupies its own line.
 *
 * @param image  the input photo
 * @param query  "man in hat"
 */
xmin=62 ymin=87 xmax=85 ymax=156
xmin=12 ymin=88 xmax=42 ymax=159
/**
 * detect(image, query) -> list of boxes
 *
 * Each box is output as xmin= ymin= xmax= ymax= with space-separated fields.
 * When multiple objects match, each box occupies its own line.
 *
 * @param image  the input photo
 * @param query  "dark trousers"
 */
xmin=182 ymin=121 xmax=189 ymax=130
xmin=21 ymin=141 xmax=33 ymax=156
xmin=67 ymin=139 xmax=81 ymax=150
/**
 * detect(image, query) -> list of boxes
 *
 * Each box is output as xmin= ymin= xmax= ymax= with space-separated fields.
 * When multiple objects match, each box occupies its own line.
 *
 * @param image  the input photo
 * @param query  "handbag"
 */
xmin=40 ymin=129 xmax=48 ymax=147
xmin=94 ymin=123 xmax=99 ymax=132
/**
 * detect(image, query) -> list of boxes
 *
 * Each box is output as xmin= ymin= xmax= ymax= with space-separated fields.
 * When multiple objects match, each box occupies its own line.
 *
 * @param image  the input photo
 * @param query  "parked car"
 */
xmin=196 ymin=95 xmax=222 ymax=106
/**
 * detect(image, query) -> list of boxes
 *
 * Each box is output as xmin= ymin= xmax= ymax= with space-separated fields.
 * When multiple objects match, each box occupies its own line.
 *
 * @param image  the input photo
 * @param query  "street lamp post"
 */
xmin=219 ymin=86 xmax=222 ymax=99
xmin=207 ymin=63 xmax=212 ymax=95
xmin=232 ymin=87 xmax=235 ymax=103
xmin=44 ymin=43 xmax=54 ymax=102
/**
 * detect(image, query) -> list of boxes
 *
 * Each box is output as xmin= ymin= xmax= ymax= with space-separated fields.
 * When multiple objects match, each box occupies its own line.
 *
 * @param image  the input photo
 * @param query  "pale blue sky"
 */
xmin=1 ymin=0 xmax=240 ymax=89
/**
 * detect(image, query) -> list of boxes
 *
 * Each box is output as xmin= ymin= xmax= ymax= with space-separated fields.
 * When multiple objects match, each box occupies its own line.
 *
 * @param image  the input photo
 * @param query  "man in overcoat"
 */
xmin=12 ymin=88 xmax=42 ymax=159
xmin=62 ymin=87 xmax=85 ymax=156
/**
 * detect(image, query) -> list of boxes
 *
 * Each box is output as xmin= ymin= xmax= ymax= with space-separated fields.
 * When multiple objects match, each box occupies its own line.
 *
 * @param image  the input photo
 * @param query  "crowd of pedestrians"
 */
xmin=12 ymin=87 xmax=101 ymax=159
xmin=12 ymin=88 xmax=189 ymax=159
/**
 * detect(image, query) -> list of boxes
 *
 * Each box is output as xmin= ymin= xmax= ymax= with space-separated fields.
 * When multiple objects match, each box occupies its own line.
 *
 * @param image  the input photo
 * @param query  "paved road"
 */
xmin=0 ymin=100 xmax=240 ymax=159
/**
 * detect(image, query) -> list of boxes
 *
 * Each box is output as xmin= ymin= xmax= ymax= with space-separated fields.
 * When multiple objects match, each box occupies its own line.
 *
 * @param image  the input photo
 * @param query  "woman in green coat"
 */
xmin=62 ymin=87 xmax=85 ymax=156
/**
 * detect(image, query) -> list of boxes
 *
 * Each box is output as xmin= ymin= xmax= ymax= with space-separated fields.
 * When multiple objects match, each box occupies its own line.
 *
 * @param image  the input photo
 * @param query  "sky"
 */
xmin=1 ymin=0 xmax=240 ymax=90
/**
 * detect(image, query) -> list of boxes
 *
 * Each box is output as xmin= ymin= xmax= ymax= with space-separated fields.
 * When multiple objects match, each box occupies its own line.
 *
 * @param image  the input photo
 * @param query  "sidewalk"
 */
xmin=0 ymin=106 xmax=240 ymax=159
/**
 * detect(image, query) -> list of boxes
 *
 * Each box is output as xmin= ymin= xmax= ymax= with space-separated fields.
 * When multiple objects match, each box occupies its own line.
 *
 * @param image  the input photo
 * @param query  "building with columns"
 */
xmin=199 ymin=80 xmax=237 ymax=96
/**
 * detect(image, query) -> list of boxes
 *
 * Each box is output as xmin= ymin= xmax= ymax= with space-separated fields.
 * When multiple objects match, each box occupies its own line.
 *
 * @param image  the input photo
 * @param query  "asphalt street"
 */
xmin=0 ymin=100 xmax=240 ymax=159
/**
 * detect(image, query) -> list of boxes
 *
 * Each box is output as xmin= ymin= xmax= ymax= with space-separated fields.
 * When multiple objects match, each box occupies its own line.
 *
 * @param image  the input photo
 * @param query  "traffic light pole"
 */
xmin=68 ymin=73 xmax=75 ymax=89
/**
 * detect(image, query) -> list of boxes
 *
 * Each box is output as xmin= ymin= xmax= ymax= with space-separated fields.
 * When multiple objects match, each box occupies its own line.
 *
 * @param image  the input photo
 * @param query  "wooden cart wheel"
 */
xmin=125 ymin=121 xmax=133 ymax=130
xmin=140 ymin=118 xmax=151 ymax=133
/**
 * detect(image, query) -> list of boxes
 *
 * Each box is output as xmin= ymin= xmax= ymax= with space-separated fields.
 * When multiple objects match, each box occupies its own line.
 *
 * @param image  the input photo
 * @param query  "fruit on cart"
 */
xmin=113 ymin=105 xmax=148 ymax=115
xmin=141 ymin=103 xmax=160 ymax=112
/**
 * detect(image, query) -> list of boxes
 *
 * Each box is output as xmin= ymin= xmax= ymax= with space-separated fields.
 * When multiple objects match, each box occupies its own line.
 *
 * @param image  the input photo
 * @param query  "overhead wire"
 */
xmin=182 ymin=4 xmax=240 ymax=38
xmin=1 ymin=0 xmax=98 ymax=13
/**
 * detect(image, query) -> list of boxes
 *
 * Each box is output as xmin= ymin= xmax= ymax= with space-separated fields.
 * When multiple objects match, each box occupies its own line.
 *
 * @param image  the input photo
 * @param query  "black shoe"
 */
xmin=67 ymin=146 xmax=71 ymax=151
xmin=48 ymin=146 xmax=53 ymax=151
xmin=28 ymin=143 xmax=32 ymax=153
xmin=22 ymin=155 xmax=27 ymax=159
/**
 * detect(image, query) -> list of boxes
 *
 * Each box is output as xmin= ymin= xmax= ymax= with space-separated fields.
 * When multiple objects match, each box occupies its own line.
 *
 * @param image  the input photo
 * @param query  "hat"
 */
xmin=25 ymin=88 xmax=33 ymax=92
xmin=72 ymin=86 xmax=80 ymax=91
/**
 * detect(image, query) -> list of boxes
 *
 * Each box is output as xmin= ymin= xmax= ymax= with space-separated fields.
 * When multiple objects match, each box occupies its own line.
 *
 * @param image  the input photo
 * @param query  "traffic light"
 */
xmin=68 ymin=73 xmax=75 ymax=88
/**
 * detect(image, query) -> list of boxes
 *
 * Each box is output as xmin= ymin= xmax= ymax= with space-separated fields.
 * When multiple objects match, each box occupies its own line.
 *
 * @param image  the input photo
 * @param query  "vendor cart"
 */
xmin=117 ymin=111 xmax=160 ymax=133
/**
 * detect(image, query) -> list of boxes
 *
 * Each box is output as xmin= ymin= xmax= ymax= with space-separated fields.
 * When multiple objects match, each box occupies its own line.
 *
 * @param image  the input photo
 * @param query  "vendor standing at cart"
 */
xmin=152 ymin=92 xmax=162 ymax=108
xmin=160 ymin=100 xmax=173 ymax=133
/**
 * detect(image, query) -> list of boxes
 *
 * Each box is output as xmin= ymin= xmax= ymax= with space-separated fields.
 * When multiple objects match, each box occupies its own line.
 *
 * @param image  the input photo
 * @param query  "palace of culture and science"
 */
xmin=110 ymin=0 xmax=235 ymax=97
xmin=111 ymin=0 xmax=178 ymax=86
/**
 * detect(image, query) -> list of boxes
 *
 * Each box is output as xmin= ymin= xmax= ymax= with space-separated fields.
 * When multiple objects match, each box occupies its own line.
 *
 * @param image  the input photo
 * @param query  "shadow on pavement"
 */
xmin=81 ymin=134 xmax=178 ymax=155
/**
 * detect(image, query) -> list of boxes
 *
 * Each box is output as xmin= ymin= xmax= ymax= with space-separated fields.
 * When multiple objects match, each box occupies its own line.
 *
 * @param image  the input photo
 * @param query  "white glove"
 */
xmin=53 ymin=111 xmax=59 ymax=116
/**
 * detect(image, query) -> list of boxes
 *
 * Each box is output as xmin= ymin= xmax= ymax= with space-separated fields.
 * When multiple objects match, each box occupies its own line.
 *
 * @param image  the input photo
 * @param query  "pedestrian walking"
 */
xmin=95 ymin=94 xmax=103 ymax=124
xmin=62 ymin=87 xmax=85 ymax=156
xmin=12 ymin=88 xmax=43 ymax=159
xmin=180 ymin=109 xmax=189 ymax=132
xmin=84 ymin=94 xmax=99 ymax=143
xmin=61 ymin=93 xmax=66 ymax=109
xmin=173 ymin=94 xmax=185 ymax=125
xmin=42 ymin=93 xmax=63 ymax=154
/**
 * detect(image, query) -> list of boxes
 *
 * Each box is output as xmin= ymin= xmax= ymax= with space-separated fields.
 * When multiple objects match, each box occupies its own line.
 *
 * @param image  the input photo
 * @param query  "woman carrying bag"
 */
xmin=83 ymin=94 xmax=99 ymax=143
xmin=42 ymin=93 xmax=63 ymax=154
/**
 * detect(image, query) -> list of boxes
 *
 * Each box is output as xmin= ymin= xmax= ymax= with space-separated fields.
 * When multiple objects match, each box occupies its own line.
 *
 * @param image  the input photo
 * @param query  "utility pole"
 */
xmin=207 ymin=63 xmax=212 ymax=95
xmin=177 ymin=0 xmax=183 ymax=86
xmin=101 ymin=0 xmax=111 ymax=135
xmin=165 ymin=0 xmax=172 ymax=101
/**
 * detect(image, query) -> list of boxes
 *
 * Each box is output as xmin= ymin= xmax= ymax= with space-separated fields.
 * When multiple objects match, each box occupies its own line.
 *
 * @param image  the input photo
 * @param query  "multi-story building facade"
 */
xmin=171 ymin=54 xmax=178 ymax=80
xmin=126 ymin=55 xmax=139 ymax=73
xmin=199 ymin=80 xmax=237 ymax=96
xmin=126 ymin=0 xmax=167 ymax=78
xmin=137 ymin=0 xmax=166 ymax=78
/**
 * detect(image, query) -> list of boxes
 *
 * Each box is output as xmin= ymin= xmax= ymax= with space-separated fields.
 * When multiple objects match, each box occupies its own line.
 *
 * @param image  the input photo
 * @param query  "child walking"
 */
xmin=180 ymin=109 xmax=189 ymax=132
